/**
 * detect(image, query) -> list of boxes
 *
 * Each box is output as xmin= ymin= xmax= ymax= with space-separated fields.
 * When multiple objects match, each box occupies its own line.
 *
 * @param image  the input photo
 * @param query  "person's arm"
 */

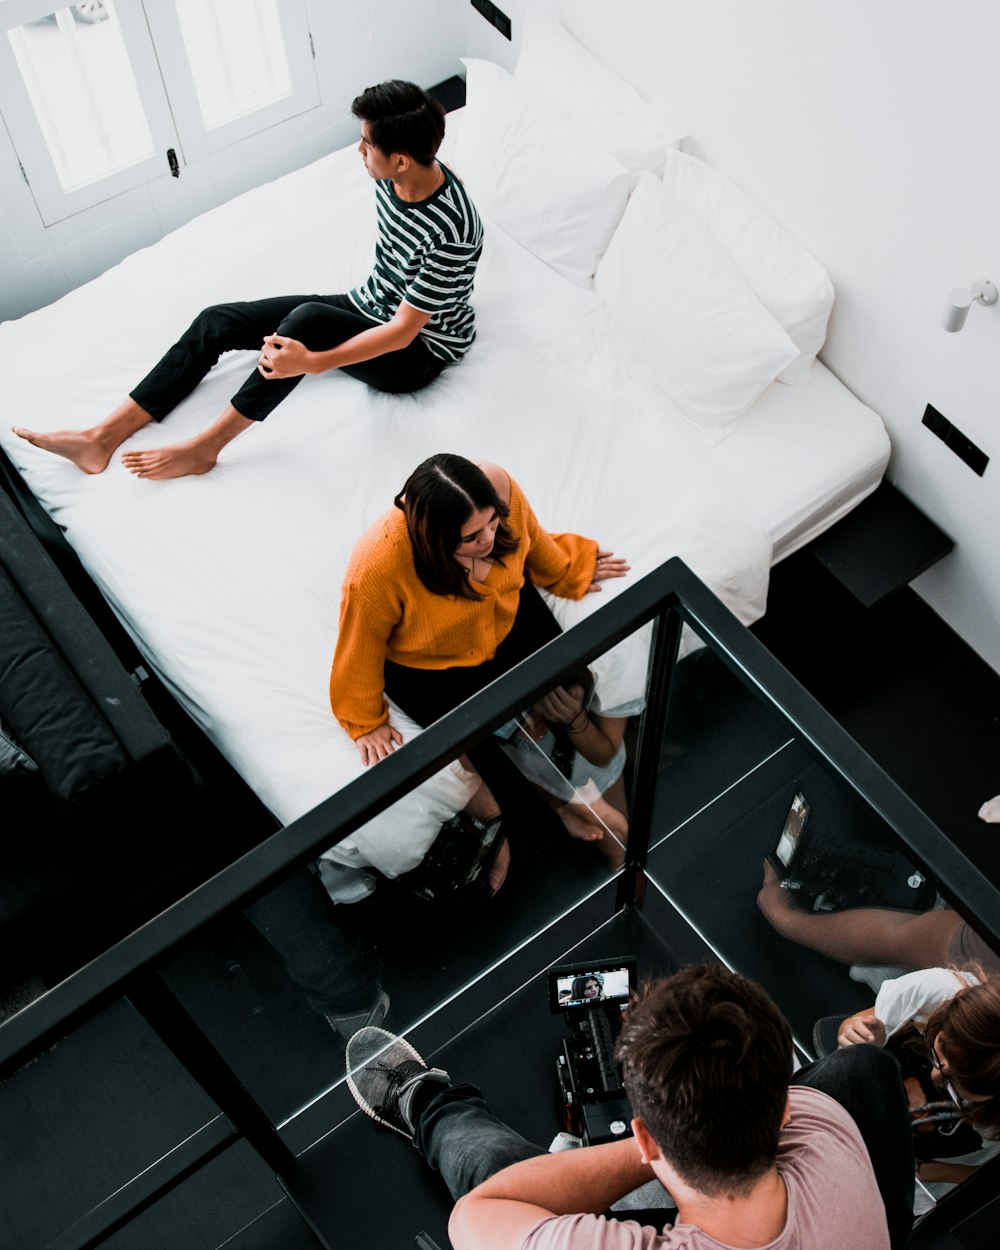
xmin=509 ymin=477 xmax=626 ymax=599
xmin=532 ymin=685 xmax=625 ymax=768
xmin=837 ymin=1009 xmax=887 ymax=1047
xmin=258 ymin=302 xmax=431 ymax=378
xmin=916 ymin=1160 xmax=979 ymax=1185
xmin=448 ymin=1139 xmax=654 ymax=1250
xmin=329 ymin=570 xmax=404 ymax=762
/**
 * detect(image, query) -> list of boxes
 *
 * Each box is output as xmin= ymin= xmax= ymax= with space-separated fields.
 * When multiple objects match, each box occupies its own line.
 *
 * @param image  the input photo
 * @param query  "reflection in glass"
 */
xmin=0 ymin=997 xmax=217 ymax=1243
xmin=492 ymin=628 xmax=650 ymax=868
xmin=152 ymin=630 xmax=650 ymax=1140
xmin=7 ymin=6 xmax=154 ymax=190
xmin=174 ymin=0 xmax=291 ymax=131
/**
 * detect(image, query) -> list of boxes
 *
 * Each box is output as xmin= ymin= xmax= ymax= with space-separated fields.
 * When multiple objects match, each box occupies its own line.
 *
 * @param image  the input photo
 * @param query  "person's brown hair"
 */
xmin=351 ymin=80 xmax=445 ymax=166
xmin=616 ymin=965 xmax=793 ymax=1196
xmin=925 ymin=975 xmax=1000 ymax=1132
xmin=395 ymin=453 xmax=518 ymax=600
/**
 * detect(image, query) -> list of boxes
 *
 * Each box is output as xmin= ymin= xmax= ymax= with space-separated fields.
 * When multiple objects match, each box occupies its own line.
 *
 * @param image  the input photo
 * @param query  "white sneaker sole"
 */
xmin=346 ymin=1028 xmax=425 ymax=1137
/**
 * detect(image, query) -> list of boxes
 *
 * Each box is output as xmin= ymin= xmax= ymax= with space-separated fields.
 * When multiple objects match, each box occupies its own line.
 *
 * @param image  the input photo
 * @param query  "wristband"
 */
xmin=567 ymin=713 xmax=589 ymax=735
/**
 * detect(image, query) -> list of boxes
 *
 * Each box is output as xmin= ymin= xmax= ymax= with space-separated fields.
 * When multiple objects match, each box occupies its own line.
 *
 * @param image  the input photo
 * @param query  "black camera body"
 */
xmin=548 ymin=956 xmax=636 ymax=1145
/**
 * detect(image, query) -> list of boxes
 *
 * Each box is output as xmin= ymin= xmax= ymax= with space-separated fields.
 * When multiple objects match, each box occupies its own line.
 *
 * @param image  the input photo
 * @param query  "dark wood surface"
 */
xmin=807 ymin=480 xmax=954 ymax=607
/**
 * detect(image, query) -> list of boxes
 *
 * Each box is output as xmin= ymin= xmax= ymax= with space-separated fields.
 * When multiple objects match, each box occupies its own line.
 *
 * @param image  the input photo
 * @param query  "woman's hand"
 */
xmin=535 ymin=684 xmax=586 ymax=727
xmin=355 ymin=724 xmax=403 ymax=767
xmin=837 ymin=1011 xmax=887 ymax=1048
xmin=587 ymin=550 xmax=630 ymax=593
xmin=258 ymin=334 xmax=315 ymax=379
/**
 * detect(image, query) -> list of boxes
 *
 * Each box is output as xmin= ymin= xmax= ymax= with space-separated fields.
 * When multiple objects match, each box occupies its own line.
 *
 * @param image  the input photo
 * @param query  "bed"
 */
xmin=0 ymin=19 xmax=889 ymax=883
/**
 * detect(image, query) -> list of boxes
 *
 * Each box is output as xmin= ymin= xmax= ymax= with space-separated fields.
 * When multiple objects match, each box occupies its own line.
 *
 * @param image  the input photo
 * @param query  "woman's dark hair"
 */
xmin=925 ymin=976 xmax=1000 ymax=1132
xmin=396 ymin=454 xmax=518 ymax=600
xmin=570 ymin=974 xmax=603 ymax=999
xmin=351 ymin=80 xmax=446 ymax=166
xmin=617 ymin=965 xmax=793 ymax=1196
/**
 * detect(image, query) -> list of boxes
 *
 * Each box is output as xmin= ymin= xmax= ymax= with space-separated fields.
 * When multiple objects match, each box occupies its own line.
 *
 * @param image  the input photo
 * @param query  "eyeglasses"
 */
xmin=926 ymin=1040 xmax=976 ymax=1113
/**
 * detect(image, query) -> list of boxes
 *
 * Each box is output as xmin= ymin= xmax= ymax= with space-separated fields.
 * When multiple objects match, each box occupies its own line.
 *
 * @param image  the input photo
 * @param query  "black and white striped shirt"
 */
xmin=348 ymin=165 xmax=483 ymax=362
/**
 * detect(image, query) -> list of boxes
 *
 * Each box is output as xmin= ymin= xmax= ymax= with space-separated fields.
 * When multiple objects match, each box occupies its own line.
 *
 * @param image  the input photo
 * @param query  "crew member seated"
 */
xmin=345 ymin=963 xmax=915 ymax=1249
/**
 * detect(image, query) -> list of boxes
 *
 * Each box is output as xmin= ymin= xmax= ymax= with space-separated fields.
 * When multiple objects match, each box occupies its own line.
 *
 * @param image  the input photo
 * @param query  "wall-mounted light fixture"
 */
xmin=942 ymin=279 xmax=998 ymax=332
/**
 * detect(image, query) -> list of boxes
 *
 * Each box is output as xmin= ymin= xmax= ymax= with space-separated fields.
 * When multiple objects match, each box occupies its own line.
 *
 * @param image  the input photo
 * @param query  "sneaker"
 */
xmin=325 ymin=987 xmax=390 ymax=1042
xmin=346 ymin=1026 xmax=449 ymax=1138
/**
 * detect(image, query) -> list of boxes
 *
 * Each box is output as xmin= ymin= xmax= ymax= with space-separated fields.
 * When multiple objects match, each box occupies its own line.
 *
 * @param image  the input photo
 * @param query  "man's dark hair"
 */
xmin=351 ymin=80 xmax=446 ymax=166
xmin=616 ymin=965 xmax=793 ymax=1196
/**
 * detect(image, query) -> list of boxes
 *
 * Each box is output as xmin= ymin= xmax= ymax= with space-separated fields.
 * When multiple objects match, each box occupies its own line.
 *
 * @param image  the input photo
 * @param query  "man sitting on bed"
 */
xmin=13 ymin=80 xmax=483 ymax=481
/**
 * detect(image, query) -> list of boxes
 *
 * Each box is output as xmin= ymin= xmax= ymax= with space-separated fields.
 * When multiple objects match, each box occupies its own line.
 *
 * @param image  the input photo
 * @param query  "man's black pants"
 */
xmin=129 ymin=293 xmax=444 ymax=423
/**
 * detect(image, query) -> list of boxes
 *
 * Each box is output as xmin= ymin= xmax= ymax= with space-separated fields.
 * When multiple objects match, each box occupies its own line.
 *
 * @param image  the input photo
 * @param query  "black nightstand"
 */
xmin=429 ymin=75 xmax=467 ymax=114
xmin=806 ymin=481 xmax=954 ymax=608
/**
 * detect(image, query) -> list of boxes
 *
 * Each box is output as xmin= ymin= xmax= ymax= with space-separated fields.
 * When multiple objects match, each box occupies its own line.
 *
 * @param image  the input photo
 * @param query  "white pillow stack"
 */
xmin=449 ymin=12 xmax=834 ymax=438
xmin=595 ymin=174 xmax=799 ymax=441
xmin=661 ymin=150 xmax=835 ymax=385
xmin=453 ymin=58 xmax=631 ymax=289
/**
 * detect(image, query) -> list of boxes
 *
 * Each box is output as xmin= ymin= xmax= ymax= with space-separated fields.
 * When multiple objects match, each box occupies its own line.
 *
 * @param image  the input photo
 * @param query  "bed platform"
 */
xmin=0 ymin=34 xmax=889 ymax=886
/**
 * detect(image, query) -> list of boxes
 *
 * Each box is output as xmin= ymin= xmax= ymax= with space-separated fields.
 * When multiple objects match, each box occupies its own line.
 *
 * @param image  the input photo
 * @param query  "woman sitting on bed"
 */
xmin=329 ymin=453 xmax=628 ymax=861
xmin=13 ymin=81 xmax=483 ymax=481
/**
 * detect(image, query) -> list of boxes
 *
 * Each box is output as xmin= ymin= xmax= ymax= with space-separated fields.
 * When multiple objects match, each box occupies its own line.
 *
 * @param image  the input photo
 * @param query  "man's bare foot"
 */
xmin=12 ymin=425 xmax=115 ymax=475
xmin=121 ymin=441 xmax=218 ymax=480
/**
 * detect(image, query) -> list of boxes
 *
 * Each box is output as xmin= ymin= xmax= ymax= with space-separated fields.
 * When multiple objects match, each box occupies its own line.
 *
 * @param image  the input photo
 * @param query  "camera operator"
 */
xmin=345 ymin=964 xmax=914 ymax=1249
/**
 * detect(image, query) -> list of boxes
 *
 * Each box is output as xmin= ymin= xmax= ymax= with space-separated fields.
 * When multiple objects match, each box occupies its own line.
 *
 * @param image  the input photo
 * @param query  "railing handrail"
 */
xmin=2 ymin=555 xmax=998 ymax=1081
xmin=0 ymin=556 xmax=689 ymax=1077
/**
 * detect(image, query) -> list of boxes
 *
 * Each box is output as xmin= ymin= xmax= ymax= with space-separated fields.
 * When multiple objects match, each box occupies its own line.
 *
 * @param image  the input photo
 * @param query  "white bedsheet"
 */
xmin=0 ymin=131 xmax=879 ymax=877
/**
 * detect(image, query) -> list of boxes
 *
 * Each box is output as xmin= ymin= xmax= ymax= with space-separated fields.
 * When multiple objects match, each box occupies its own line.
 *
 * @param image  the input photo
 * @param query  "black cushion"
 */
xmin=0 ymin=566 xmax=127 ymax=803
xmin=0 ymin=719 xmax=37 ymax=783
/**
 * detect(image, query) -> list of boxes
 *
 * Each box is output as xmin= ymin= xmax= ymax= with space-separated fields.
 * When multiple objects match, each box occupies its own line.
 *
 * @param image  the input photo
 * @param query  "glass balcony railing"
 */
xmin=1 ymin=557 xmax=998 ymax=1249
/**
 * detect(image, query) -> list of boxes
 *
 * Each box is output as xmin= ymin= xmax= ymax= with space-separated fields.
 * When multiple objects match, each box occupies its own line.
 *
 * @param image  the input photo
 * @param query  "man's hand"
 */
xmin=837 ymin=1011 xmax=887 ymax=1047
xmin=258 ymin=334 xmax=315 ymax=379
xmin=355 ymin=724 xmax=403 ymax=766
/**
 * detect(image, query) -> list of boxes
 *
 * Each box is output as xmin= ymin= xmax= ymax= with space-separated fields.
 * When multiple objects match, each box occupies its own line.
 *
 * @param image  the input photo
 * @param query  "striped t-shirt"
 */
xmin=348 ymin=164 xmax=483 ymax=362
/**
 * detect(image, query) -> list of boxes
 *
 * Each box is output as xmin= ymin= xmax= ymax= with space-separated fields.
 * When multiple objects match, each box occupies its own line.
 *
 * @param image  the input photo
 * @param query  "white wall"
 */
xmin=464 ymin=0 xmax=1000 ymax=674
xmin=0 ymin=0 xmax=465 ymax=322
xmin=6 ymin=1 xmax=1000 ymax=672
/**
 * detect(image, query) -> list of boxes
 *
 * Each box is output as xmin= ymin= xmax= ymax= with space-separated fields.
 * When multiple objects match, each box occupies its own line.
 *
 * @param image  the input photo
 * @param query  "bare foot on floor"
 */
xmin=12 ymin=425 xmax=115 ymax=474
xmin=979 ymin=795 xmax=1000 ymax=823
xmin=121 ymin=442 xmax=218 ymax=480
xmin=489 ymin=837 xmax=510 ymax=894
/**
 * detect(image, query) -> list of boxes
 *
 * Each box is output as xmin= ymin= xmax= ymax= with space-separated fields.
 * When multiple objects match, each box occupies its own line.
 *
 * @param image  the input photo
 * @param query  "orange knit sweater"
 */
xmin=329 ymin=476 xmax=598 ymax=739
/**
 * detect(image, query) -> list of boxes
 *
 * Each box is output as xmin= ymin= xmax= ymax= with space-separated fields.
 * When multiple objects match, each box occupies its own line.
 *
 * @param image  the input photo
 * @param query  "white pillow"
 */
xmin=454 ymin=58 xmax=630 ymax=289
xmin=595 ymin=174 xmax=799 ymax=439
xmin=661 ymin=151 xmax=834 ymax=384
xmin=514 ymin=10 xmax=689 ymax=175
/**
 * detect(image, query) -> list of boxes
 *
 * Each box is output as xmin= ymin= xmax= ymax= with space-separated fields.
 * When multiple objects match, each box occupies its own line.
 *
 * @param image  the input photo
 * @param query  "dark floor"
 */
xmin=755 ymin=550 xmax=1000 ymax=885
xmin=3 ymin=551 xmax=1000 ymax=1249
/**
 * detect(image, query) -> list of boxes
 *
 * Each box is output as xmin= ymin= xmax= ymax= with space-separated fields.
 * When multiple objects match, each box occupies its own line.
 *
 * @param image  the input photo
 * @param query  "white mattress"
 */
xmin=705 ymin=359 xmax=889 ymax=561
xmin=0 ymin=125 xmax=886 ymax=876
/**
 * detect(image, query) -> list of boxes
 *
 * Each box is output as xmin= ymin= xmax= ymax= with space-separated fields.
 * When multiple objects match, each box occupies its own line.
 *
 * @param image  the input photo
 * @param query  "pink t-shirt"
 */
xmin=521 ymin=1087 xmax=889 ymax=1250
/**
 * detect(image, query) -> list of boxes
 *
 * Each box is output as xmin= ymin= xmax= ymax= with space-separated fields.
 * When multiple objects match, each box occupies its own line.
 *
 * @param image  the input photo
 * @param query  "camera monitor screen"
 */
xmin=773 ymin=790 xmax=810 ymax=870
xmin=548 ymin=957 xmax=637 ymax=1012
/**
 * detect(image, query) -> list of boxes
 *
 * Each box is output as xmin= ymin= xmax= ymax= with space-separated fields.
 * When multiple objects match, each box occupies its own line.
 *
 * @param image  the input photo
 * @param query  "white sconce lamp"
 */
xmin=942 ymin=279 xmax=998 ymax=332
